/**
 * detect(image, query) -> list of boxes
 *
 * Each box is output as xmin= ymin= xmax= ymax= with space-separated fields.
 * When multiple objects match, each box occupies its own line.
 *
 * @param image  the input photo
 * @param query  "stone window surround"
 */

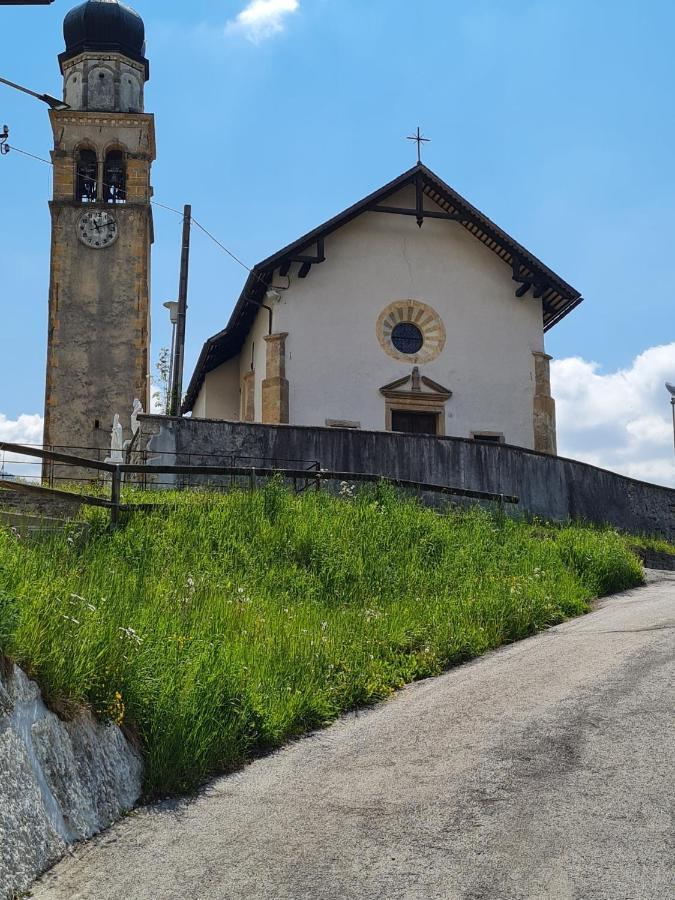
xmin=380 ymin=367 xmax=451 ymax=436
xmin=74 ymin=142 xmax=129 ymax=204
xmin=470 ymin=431 xmax=505 ymax=444
xmin=376 ymin=300 xmax=446 ymax=364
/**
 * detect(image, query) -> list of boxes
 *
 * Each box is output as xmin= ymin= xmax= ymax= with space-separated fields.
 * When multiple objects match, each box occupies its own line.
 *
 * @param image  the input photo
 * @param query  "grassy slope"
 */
xmin=0 ymin=484 xmax=647 ymax=797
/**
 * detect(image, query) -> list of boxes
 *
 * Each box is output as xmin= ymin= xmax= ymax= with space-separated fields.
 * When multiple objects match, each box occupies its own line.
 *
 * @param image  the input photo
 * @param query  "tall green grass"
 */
xmin=0 ymin=483 xmax=644 ymax=796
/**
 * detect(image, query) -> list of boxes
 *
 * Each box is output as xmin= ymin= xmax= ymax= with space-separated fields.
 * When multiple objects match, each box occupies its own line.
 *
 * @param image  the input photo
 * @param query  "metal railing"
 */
xmin=0 ymin=442 xmax=322 ymax=490
xmin=0 ymin=441 xmax=519 ymax=526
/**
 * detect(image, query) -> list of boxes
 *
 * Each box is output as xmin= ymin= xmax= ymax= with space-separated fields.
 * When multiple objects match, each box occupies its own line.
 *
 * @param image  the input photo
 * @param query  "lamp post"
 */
xmin=667 ymin=383 xmax=675 ymax=456
xmin=0 ymin=76 xmax=69 ymax=112
xmin=0 ymin=77 xmax=70 ymax=163
xmin=163 ymin=301 xmax=179 ymax=414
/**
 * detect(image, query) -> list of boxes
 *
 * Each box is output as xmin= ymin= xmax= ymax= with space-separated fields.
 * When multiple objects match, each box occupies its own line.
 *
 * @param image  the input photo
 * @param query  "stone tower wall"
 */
xmin=44 ymin=109 xmax=155 ymax=456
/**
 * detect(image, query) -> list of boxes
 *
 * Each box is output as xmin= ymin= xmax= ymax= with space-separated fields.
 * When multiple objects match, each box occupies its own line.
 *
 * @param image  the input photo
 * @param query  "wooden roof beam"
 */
xmin=277 ymin=239 xmax=326 ymax=280
xmin=370 ymin=205 xmax=465 ymax=222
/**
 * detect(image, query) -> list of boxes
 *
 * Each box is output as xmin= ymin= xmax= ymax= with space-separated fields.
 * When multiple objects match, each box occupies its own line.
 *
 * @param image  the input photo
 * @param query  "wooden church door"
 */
xmin=391 ymin=410 xmax=439 ymax=435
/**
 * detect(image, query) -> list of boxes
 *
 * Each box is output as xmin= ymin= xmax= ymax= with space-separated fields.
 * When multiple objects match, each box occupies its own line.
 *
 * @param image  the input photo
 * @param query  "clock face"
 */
xmin=77 ymin=210 xmax=119 ymax=249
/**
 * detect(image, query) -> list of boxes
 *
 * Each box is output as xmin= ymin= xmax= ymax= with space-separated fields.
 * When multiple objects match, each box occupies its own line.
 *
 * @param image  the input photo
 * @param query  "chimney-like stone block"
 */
xmin=262 ymin=333 xmax=289 ymax=425
xmin=532 ymin=351 xmax=557 ymax=455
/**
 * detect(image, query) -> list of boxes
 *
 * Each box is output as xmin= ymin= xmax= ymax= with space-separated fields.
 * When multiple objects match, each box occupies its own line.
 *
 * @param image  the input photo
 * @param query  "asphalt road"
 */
xmin=32 ymin=572 xmax=675 ymax=900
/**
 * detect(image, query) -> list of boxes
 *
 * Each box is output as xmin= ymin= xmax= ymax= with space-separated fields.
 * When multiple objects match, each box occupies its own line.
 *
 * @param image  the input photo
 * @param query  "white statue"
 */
xmin=131 ymin=399 xmax=144 ymax=436
xmin=105 ymin=414 xmax=125 ymax=465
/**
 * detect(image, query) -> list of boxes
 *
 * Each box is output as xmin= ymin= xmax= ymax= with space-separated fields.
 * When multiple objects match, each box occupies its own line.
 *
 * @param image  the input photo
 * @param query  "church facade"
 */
xmin=184 ymin=168 xmax=583 ymax=454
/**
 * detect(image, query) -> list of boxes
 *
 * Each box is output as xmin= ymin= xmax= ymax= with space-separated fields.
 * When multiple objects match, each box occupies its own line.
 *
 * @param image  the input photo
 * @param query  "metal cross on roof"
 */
xmin=406 ymin=127 xmax=430 ymax=164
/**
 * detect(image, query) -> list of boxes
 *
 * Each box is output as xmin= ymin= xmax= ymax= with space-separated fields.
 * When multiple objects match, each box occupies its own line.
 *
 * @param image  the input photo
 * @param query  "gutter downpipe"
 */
xmin=243 ymin=292 xmax=274 ymax=336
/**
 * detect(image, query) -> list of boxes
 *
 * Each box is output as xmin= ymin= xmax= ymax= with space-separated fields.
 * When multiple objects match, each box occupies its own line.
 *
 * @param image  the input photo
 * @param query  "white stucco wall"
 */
xmin=196 ymin=188 xmax=547 ymax=448
xmin=192 ymin=357 xmax=240 ymax=421
xmin=192 ymin=387 xmax=207 ymax=419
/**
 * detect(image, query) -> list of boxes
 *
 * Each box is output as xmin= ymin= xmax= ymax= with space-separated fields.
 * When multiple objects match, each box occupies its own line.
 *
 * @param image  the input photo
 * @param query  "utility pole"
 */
xmin=169 ymin=205 xmax=191 ymax=417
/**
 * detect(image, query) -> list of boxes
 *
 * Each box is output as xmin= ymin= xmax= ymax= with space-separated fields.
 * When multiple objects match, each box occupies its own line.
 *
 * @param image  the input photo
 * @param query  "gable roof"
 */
xmin=183 ymin=164 xmax=583 ymax=413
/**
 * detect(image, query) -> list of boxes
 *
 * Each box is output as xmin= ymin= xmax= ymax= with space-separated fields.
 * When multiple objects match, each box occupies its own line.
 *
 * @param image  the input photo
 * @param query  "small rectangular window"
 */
xmin=325 ymin=419 xmax=361 ymax=429
xmin=471 ymin=432 xmax=505 ymax=444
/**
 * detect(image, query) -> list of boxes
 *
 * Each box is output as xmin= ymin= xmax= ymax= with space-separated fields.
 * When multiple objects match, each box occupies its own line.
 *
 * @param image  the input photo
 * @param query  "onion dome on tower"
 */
xmin=59 ymin=0 xmax=149 ymax=78
xmin=58 ymin=0 xmax=149 ymax=111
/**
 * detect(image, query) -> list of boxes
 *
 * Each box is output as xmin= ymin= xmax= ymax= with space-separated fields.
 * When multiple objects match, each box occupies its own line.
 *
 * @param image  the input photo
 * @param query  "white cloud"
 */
xmin=551 ymin=343 xmax=675 ymax=488
xmin=226 ymin=0 xmax=300 ymax=43
xmin=0 ymin=413 xmax=44 ymax=481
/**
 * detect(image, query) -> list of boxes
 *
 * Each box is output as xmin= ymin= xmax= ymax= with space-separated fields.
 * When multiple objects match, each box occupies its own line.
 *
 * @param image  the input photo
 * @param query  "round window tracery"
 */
xmin=376 ymin=300 xmax=446 ymax=363
xmin=391 ymin=322 xmax=424 ymax=354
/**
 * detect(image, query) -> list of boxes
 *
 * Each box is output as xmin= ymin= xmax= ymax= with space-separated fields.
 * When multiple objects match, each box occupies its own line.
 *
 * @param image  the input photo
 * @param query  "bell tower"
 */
xmin=44 ymin=0 xmax=155 ymax=455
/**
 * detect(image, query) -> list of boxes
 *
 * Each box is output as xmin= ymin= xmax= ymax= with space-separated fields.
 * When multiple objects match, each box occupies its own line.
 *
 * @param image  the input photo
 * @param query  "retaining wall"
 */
xmin=0 ymin=665 xmax=142 ymax=899
xmin=139 ymin=416 xmax=675 ymax=540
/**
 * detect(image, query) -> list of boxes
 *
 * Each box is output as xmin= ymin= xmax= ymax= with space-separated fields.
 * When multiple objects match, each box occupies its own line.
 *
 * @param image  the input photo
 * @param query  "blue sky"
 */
xmin=1 ymin=0 xmax=674 ymax=483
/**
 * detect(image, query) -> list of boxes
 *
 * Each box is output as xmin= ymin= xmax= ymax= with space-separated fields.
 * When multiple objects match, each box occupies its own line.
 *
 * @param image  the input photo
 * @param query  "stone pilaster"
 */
xmin=262 ymin=333 xmax=289 ymax=425
xmin=51 ymin=151 xmax=75 ymax=201
xmin=125 ymin=157 xmax=151 ymax=203
xmin=242 ymin=371 xmax=255 ymax=423
xmin=533 ymin=351 xmax=557 ymax=455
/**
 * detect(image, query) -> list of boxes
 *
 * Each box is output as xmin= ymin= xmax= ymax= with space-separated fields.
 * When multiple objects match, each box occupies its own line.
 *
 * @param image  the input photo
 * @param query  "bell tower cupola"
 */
xmin=59 ymin=0 xmax=149 ymax=113
xmin=44 ymin=0 xmax=155 ymax=460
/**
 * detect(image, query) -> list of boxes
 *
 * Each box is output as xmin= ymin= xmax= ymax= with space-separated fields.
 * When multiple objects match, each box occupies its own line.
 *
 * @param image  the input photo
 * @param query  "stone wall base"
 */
xmin=0 ymin=666 xmax=142 ymax=899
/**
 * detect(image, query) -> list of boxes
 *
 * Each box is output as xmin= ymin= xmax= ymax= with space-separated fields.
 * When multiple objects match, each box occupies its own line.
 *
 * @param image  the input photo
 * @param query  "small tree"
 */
xmin=153 ymin=347 xmax=171 ymax=414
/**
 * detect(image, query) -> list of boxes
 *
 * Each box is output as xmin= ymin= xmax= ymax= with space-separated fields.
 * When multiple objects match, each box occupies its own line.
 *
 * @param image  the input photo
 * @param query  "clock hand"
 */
xmin=95 ymin=220 xmax=115 ymax=231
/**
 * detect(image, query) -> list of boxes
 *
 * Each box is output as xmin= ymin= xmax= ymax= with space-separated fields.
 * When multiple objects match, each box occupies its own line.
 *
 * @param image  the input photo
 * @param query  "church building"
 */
xmin=42 ymin=0 xmax=582 ymax=460
xmin=184 ymin=165 xmax=582 ymax=454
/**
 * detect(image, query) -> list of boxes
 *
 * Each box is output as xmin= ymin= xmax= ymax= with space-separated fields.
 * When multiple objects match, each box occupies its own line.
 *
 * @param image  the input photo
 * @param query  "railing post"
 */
xmin=111 ymin=465 xmax=122 ymax=527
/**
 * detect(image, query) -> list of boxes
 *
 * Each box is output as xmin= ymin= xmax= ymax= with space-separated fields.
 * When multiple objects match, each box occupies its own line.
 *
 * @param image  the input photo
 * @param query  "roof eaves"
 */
xmin=419 ymin=165 xmax=581 ymax=301
xmin=182 ymin=270 xmax=271 ymax=413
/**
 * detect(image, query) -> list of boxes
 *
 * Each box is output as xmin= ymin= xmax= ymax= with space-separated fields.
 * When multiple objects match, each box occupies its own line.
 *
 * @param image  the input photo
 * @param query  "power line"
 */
xmin=4 ymin=140 xmax=264 ymax=282
xmin=190 ymin=218 xmax=256 ymax=277
xmin=6 ymin=144 xmax=52 ymax=165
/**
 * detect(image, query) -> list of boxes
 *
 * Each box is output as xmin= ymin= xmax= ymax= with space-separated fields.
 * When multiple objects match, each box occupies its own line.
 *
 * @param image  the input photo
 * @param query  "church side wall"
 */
xmin=139 ymin=416 xmax=675 ymax=541
xmin=257 ymin=192 xmax=544 ymax=447
xmin=193 ymin=358 xmax=240 ymax=421
xmin=192 ymin=389 xmax=207 ymax=419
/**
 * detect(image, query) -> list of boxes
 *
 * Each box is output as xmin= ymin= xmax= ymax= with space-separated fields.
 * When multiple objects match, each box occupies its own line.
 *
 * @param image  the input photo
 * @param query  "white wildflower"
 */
xmin=118 ymin=626 xmax=142 ymax=647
